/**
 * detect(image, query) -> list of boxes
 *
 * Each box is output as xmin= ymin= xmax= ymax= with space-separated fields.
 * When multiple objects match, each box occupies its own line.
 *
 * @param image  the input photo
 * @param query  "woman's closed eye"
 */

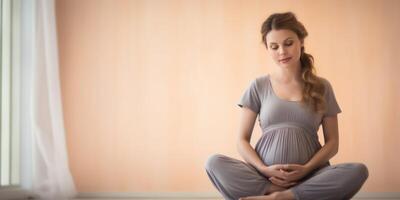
xmin=269 ymin=41 xmax=293 ymax=50
xmin=284 ymin=41 xmax=293 ymax=46
xmin=270 ymin=44 xmax=279 ymax=50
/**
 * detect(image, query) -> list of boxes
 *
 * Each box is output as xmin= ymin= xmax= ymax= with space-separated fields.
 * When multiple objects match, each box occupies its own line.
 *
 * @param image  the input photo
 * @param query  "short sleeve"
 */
xmin=237 ymin=79 xmax=261 ymax=113
xmin=323 ymin=79 xmax=342 ymax=118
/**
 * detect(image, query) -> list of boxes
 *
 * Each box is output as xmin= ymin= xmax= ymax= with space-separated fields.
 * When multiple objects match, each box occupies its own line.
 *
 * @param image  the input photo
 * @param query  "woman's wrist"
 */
xmin=304 ymin=163 xmax=317 ymax=173
xmin=304 ymin=156 xmax=333 ymax=173
xmin=257 ymin=164 xmax=272 ymax=177
xmin=253 ymin=162 xmax=264 ymax=171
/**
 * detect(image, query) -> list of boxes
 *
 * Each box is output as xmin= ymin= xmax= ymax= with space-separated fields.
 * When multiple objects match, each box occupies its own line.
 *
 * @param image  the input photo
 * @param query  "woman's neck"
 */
xmin=271 ymin=66 xmax=302 ymax=84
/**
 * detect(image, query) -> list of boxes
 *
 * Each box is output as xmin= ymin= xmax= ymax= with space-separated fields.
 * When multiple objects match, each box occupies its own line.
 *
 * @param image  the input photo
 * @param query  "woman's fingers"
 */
xmin=279 ymin=168 xmax=299 ymax=180
xmin=269 ymin=176 xmax=296 ymax=188
xmin=274 ymin=170 xmax=287 ymax=180
xmin=286 ymin=164 xmax=301 ymax=171
xmin=284 ymin=170 xmax=299 ymax=180
xmin=273 ymin=164 xmax=288 ymax=172
xmin=280 ymin=169 xmax=292 ymax=176
xmin=269 ymin=164 xmax=301 ymax=181
xmin=268 ymin=177 xmax=285 ymax=187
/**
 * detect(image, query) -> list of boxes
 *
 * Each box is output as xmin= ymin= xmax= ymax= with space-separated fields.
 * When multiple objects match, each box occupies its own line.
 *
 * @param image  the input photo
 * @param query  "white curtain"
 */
xmin=20 ymin=0 xmax=76 ymax=199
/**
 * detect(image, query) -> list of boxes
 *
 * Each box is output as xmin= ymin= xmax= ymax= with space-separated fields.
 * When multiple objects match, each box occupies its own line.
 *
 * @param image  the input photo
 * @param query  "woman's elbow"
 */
xmin=330 ymin=140 xmax=339 ymax=156
xmin=236 ymin=138 xmax=249 ymax=151
xmin=236 ymin=138 xmax=244 ymax=150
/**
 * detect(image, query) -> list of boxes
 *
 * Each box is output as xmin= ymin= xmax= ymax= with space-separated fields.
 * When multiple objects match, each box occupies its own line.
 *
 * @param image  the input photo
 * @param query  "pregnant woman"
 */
xmin=205 ymin=12 xmax=368 ymax=200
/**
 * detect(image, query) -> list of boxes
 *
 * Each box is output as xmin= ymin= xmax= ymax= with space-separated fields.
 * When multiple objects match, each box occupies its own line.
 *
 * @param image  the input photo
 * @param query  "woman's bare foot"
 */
xmin=265 ymin=184 xmax=287 ymax=194
xmin=239 ymin=189 xmax=295 ymax=200
xmin=239 ymin=193 xmax=276 ymax=200
xmin=274 ymin=190 xmax=295 ymax=199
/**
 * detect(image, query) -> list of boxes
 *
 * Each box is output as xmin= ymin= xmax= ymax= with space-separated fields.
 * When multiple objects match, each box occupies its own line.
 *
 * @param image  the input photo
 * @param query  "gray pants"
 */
xmin=205 ymin=154 xmax=368 ymax=200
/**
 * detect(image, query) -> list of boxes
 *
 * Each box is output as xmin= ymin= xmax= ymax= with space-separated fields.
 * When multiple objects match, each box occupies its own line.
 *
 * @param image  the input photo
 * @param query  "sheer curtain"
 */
xmin=20 ymin=0 xmax=76 ymax=199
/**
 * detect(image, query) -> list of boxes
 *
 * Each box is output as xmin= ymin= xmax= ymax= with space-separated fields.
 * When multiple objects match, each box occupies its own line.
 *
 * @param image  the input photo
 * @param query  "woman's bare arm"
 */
xmin=236 ymin=107 xmax=268 ymax=171
xmin=304 ymin=115 xmax=339 ymax=171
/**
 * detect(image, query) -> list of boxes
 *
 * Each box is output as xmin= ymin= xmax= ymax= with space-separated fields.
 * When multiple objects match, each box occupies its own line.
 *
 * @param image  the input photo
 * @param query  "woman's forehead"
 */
xmin=266 ymin=29 xmax=298 ymax=43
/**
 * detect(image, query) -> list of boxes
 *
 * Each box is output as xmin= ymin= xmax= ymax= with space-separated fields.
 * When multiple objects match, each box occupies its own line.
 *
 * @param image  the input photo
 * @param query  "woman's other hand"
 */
xmin=281 ymin=164 xmax=312 ymax=182
xmin=259 ymin=164 xmax=297 ymax=188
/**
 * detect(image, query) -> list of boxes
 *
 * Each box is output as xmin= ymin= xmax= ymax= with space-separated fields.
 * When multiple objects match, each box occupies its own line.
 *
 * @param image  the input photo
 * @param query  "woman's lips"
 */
xmin=279 ymin=57 xmax=292 ymax=63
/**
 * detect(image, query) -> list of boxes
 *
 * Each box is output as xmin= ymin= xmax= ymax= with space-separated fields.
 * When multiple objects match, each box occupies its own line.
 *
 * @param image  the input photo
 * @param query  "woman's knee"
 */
xmin=205 ymin=154 xmax=227 ymax=172
xmin=338 ymin=163 xmax=369 ymax=198
xmin=351 ymin=163 xmax=369 ymax=181
xmin=340 ymin=162 xmax=369 ymax=182
xmin=357 ymin=163 xmax=369 ymax=181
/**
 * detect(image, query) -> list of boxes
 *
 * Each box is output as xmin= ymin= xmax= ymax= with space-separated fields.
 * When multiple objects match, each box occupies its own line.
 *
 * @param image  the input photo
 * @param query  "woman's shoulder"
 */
xmin=313 ymin=75 xmax=332 ymax=88
xmin=254 ymin=74 xmax=270 ymax=83
xmin=316 ymin=76 xmax=336 ymax=96
xmin=252 ymin=74 xmax=271 ymax=90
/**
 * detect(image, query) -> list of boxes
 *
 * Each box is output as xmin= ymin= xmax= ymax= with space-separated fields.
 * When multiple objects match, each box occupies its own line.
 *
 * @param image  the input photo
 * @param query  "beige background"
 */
xmin=56 ymin=0 xmax=400 ymax=193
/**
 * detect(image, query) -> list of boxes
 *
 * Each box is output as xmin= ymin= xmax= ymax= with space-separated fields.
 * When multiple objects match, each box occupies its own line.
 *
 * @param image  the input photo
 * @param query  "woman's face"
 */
xmin=265 ymin=29 xmax=303 ymax=69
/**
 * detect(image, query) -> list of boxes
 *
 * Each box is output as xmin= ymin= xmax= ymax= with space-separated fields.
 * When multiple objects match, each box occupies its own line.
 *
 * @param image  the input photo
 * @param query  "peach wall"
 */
xmin=56 ymin=0 xmax=400 ymax=193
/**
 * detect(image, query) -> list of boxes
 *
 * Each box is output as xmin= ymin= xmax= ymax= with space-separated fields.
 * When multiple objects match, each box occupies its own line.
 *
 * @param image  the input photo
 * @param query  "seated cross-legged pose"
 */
xmin=205 ymin=12 xmax=368 ymax=200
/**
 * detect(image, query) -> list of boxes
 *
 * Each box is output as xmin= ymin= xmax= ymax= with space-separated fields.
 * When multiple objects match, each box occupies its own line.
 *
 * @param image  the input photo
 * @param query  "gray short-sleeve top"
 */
xmin=237 ymin=74 xmax=342 ymax=166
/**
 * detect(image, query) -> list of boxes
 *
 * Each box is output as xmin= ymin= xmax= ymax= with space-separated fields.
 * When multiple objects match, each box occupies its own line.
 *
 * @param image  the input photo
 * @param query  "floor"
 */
xmin=73 ymin=193 xmax=400 ymax=200
xmin=74 ymin=199 xmax=223 ymax=200
xmin=73 ymin=198 xmax=395 ymax=200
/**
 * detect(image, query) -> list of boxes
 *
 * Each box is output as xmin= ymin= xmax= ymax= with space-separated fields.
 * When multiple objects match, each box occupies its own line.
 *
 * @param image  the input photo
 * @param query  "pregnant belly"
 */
xmin=255 ymin=126 xmax=321 ymax=166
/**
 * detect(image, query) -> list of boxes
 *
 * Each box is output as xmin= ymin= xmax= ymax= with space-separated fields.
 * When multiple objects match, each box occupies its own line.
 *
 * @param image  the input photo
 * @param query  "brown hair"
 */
xmin=261 ymin=12 xmax=326 ymax=114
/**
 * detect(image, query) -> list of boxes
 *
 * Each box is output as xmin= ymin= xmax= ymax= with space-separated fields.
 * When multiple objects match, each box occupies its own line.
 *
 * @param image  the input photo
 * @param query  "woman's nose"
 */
xmin=278 ymin=47 xmax=287 ymax=55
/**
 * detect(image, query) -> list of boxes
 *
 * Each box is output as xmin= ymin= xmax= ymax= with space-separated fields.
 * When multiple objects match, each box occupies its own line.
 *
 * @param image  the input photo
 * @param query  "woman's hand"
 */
xmin=268 ymin=176 xmax=297 ymax=188
xmin=258 ymin=164 xmax=297 ymax=188
xmin=280 ymin=164 xmax=312 ymax=182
